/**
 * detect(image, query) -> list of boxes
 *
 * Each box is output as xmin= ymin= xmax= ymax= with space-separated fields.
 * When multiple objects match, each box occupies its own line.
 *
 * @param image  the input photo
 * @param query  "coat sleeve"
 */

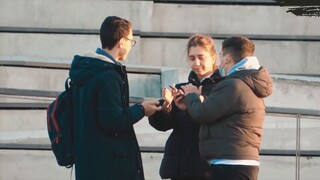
xmin=184 ymin=79 xmax=240 ymax=123
xmin=96 ymin=70 xmax=144 ymax=133
xmin=148 ymin=108 xmax=176 ymax=131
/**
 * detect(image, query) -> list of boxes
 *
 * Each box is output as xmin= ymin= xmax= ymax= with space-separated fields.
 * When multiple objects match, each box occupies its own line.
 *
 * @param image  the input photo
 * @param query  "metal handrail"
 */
xmin=0 ymin=143 xmax=319 ymax=157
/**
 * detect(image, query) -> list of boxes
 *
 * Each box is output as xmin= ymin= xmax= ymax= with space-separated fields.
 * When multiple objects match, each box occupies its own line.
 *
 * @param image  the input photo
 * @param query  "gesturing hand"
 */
xmin=181 ymin=84 xmax=202 ymax=96
xmin=173 ymin=91 xmax=187 ymax=111
xmin=141 ymin=100 xmax=162 ymax=117
xmin=162 ymin=87 xmax=173 ymax=109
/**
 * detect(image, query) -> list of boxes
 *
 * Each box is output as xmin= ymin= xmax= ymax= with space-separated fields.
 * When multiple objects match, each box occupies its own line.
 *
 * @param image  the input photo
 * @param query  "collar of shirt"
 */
xmin=199 ymin=72 xmax=214 ymax=83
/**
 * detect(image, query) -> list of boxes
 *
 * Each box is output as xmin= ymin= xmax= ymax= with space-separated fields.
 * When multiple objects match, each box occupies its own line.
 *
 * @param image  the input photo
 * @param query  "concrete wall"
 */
xmin=0 ymin=66 xmax=162 ymax=98
xmin=1 ymin=0 xmax=320 ymax=74
xmin=265 ymin=75 xmax=320 ymax=110
xmin=1 ymin=33 xmax=319 ymax=75
xmin=1 ymin=0 xmax=320 ymax=179
xmin=1 ymin=1 xmax=319 ymax=35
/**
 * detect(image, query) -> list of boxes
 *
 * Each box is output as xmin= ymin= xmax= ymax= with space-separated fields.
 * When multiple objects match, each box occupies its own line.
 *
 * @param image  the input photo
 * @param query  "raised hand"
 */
xmin=173 ymin=90 xmax=187 ymax=111
xmin=162 ymin=87 xmax=173 ymax=109
xmin=181 ymin=84 xmax=202 ymax=96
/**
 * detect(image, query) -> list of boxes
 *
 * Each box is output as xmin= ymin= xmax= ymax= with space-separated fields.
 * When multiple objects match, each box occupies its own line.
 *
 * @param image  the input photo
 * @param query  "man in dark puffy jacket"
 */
xmin=69 ymin=16 xmax=161 ymax=180
xmin=179 ymin=36 xmax=273 ymax=180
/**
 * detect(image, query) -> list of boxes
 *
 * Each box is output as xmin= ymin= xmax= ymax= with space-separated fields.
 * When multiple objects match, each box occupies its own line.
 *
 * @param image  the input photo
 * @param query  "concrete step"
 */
xmin=0 ymin=150 xmax=163 ymax=180
xmin=1 ymin=0 xmax=319 ymax=36
xmin=1 ymin=62 xmax=320 ymax=110
xmin=0 ymin=65 xmax=162 ymax=98
xmin=1 ymin=33 xmax=319 ymax=74
xmin=0 ymin=108 xmax=319 ymax=180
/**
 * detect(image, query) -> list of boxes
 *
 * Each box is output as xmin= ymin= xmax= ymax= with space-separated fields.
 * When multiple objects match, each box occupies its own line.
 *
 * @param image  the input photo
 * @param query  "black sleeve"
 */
xmin=148 ymin=104 xmax=179 ymax=132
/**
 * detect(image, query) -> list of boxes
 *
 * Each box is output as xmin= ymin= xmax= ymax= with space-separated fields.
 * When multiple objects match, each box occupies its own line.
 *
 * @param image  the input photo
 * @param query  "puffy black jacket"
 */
xmin=184 ymin=66 xmax=273 ymax=161
xmin=149 ymin=70 xmax=221 ymax=179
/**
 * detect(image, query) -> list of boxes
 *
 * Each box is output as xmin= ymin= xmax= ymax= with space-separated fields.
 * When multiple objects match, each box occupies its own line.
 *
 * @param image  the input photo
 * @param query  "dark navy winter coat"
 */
xmin=69 ymin=52 xmax=145 ymax=180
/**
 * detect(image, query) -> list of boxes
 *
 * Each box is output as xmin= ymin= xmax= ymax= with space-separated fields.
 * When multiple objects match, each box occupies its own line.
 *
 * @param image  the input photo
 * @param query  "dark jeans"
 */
xmin=209 ymin=165 xmax=259 ymax=180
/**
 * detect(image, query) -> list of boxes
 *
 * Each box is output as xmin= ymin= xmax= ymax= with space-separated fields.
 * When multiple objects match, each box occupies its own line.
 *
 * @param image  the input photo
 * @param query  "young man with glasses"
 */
xmin=124 ymin=37 xmax=137 ymax=47
xmin=69 ymin=16 xmax=161 ymax=180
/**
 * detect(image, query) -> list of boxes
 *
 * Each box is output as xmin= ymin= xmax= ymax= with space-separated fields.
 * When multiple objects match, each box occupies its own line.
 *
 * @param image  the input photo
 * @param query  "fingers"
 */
xmin=175 ymin=94 xmax=184 ymax=102
xmin=148 ymin=100 xmax=161 ymax=107
xmin=169 ymin=85 xmax=177 ymax=91
xmin=169 ymin=84 xmax=179 ymax=94
xmin=141 ymin=100 xmax=162 ymax=117
xmin=180 ymin=83 xmax=201 ymax=95
xmin=173 ymin=91 xmax=184 ymax=99
xmin=162 ymin=88 xmax=173 ymax=105
xmin=178 ymin=89 xmax=185 ymax=95
xmin=174 ymin=95 xmax=187 ymax=111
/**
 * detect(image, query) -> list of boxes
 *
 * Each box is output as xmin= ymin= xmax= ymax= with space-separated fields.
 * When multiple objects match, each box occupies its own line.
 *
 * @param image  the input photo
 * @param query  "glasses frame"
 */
xmin=124 ymin=37 xmax=137 ymax=47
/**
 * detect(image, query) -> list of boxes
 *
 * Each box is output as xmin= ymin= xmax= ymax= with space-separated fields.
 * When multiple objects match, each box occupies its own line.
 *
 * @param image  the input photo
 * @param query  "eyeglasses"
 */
xmin=124 ymin=37 xmax=137 ymax=47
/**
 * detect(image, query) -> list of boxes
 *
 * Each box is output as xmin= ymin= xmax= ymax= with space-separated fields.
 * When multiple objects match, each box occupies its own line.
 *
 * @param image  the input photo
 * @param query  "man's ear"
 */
xmin=225 ymin=54 xmax=232 ymax=64
xmin=118 ymin=38 xmax=125 ymax=48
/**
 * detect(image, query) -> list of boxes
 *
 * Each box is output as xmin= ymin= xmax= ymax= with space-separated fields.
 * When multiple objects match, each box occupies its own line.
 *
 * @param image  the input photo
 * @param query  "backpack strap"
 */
xmin=65 ymin=77 xmax=72 ymax=91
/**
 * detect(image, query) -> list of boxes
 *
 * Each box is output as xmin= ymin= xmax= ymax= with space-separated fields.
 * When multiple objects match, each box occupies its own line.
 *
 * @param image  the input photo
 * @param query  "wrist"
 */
xmin=162 ymin=103 xmax=172 ymax=113
xmin=138 ymin=103 xmax=145 ymax=115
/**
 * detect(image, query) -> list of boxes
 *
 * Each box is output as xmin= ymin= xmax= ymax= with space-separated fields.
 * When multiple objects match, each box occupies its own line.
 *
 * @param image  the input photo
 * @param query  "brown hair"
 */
xmin=100 ymin=16 xmax=132 ymax=50
xmin=187 ymin=34 xmax=217 ymax=69
xmin=222 ymin=36 xmax=255 ymax=63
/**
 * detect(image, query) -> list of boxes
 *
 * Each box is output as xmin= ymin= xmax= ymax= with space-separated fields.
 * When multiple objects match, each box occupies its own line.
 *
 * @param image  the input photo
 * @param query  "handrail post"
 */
xmin=295 ymin=113 xmax=301 ymax=180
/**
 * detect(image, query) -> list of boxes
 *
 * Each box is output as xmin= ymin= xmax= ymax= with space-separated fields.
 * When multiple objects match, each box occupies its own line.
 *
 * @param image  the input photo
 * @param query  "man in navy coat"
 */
xmin=69 ymin=16 xmax=161 ymax=180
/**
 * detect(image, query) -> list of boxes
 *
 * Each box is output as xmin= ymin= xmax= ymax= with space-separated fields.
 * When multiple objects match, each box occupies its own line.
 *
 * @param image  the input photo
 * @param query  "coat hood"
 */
xmin=229 ymin=66 xmax=273 ymax=98
xmin=69 ymin=51 xmax=118 ymax=86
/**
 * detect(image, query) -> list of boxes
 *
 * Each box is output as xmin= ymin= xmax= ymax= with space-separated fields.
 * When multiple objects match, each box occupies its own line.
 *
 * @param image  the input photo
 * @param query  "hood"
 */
xmin=229 ymin=66 xmax=273 ymax=98
xmin=69 ymin=51 xmax=117 ymax=86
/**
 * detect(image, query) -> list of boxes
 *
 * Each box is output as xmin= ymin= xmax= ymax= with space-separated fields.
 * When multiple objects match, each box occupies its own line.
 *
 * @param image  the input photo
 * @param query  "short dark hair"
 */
xmin=100 ymin=16 xmax=132 ymax=50
xmin=222 ymin=36 xmax=255 ymax=63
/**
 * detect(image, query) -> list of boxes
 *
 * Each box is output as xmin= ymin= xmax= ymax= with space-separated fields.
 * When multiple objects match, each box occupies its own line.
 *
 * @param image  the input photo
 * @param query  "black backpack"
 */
xmin=47 ymin=77 xmax=74 ymax=168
